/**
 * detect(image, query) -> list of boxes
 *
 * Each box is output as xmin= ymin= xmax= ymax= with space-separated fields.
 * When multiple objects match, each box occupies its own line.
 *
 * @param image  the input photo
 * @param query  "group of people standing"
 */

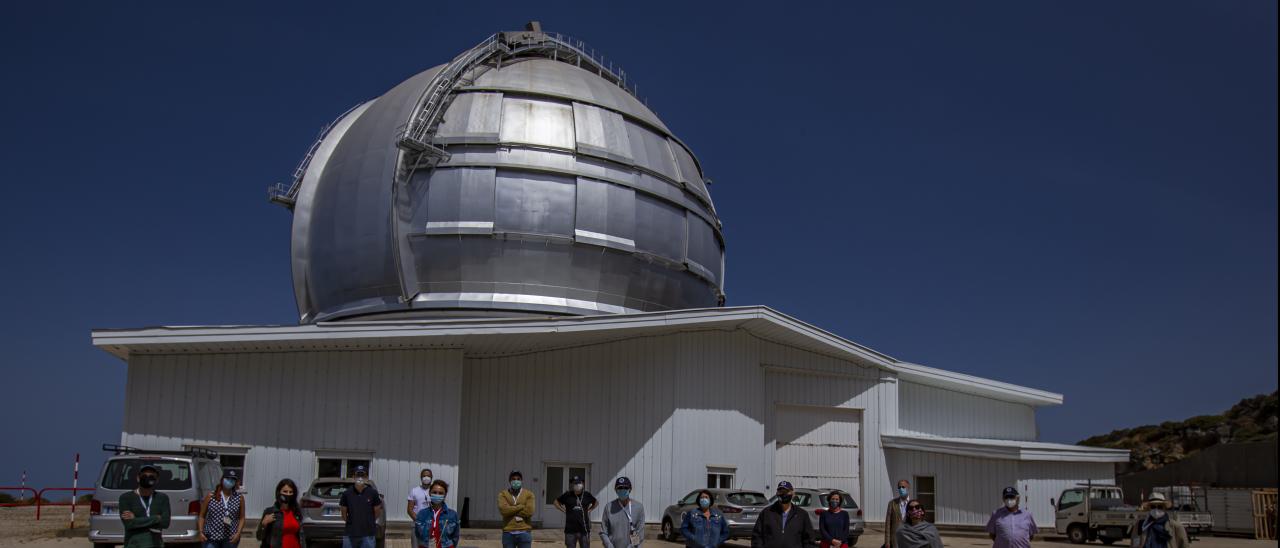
xmin=120 ymin=465 xmax=1190 ymax=548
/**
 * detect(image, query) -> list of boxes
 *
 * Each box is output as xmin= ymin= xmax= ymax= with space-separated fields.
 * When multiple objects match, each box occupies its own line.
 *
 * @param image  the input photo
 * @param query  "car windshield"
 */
xmin=311 ymin=482 xmax=354 ymax=498
xmin=771 ymin=493 xmax=814 ymax=506
xmin=101 ymin=459 xmax=192 ymax=490
xmin=820 ymin=492 xmax=858 ymax=509
xmin=726 ymin=492 xmax=768 ymax=506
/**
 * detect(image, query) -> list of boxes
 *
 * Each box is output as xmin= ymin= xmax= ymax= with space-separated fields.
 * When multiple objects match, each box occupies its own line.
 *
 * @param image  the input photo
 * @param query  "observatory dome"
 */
xmin=278 ymin=26 xmax=725 ymax=323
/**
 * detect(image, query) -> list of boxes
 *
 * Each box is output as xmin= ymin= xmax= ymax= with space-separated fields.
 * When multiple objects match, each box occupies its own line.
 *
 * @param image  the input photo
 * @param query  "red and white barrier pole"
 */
xmin=69 ymin=453 xmax=80 ymax=528
xmin=20 ymin=471 xmax=26 ymax=501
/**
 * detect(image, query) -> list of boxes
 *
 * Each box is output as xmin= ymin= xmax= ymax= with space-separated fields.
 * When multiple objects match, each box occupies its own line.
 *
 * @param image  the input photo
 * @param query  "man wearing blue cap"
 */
xmin=339 ymin=465 xmax=383 ymax=548
xmin=752 ymin=481 xmax=815 ymax=548
xmin=600 ymin=477 xmax=644 ymax=548
xmin=985 ymin=487 xmax=1036 ymax=548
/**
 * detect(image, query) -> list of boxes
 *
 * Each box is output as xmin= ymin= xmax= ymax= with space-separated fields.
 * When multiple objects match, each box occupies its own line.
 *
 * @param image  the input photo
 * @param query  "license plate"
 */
xmin=324 ymin=507 xmax=342 ymax=516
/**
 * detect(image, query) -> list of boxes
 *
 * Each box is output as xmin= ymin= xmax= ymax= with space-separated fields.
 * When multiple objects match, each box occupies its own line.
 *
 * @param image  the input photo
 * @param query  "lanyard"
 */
xmin=220 ymin=492 xmax=230 ymax=506
xmin=137 ymin=492 xmax=153 ymax=517
xmin=431 ymin=507 xmax=444 ymax=538
xmin=621 ymin=501 xmax=634 ymax=527
xmin=509 ymin=489 xmax=523 ymax=504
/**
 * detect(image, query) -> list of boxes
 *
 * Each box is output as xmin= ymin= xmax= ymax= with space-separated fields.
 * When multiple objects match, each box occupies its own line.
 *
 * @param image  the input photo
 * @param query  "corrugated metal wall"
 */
xmin=885 ymin=448 xmax=1114 ymax=527
xmin=120 ymin=349 xmax=464 ymax=520
xmin=459 ymin=329 xmax=897 ymax=525
xmin=898 ymin=381 xmax=1037 ymax=440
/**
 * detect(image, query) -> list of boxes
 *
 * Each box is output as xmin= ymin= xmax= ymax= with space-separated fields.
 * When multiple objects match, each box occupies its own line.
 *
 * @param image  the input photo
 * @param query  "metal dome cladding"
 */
xmin=283 ymin=28 xmax=724 ymax=323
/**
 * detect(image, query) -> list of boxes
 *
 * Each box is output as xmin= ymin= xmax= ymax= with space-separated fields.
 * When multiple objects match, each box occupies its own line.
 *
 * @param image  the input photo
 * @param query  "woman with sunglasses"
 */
xmin=256 ymin=479 xmax=308 ymax=548
xmin=894 ymin=501 xmax=942 ymax=548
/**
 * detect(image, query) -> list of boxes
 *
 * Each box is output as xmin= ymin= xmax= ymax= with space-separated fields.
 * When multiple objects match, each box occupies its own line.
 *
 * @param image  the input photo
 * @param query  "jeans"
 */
xmin=565 ymin=532 xmax=591 ymax=548
xmin=344 ymin=536 xmax=377 ymax=548
xmin=203 ymin=541 xmax=239 ymax=548
xmin=503 ymin=531 xmax=533 ymax=548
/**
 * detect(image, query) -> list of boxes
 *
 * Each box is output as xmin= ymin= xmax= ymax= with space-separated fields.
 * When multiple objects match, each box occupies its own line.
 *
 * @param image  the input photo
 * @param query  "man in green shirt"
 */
xmin=119 ymin=464 xmax=171 ymax=548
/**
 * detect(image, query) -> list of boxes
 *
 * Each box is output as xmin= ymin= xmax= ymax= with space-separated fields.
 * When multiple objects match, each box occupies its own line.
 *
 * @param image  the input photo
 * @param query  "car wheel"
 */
xmin=847 ymin=536 xmax=859 ymax=546
xmin=1068 ymin=525 xmax=1088 ymax=544
xmin=1100 ymin=538 xmax=1116 ymax=545
xmin=662 ymin=518 xmax=676 ymax=541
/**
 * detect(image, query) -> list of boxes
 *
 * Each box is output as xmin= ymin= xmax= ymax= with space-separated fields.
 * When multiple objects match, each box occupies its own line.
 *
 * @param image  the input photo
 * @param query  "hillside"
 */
xmin=1078 ymin=390 xmax=1278 ymax=472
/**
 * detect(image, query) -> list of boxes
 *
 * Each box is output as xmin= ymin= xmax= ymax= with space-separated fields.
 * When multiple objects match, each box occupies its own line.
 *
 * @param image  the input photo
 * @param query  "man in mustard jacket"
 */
xmin=498 ymin=470 xmax=536 ymax=548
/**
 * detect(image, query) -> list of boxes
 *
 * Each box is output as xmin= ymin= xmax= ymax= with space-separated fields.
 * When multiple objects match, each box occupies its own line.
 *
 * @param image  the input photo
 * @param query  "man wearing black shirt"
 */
xmin=555 ymin=476 xmax=598 ymax=548
xmin=339 ymin=466 xmax=383 ymax=548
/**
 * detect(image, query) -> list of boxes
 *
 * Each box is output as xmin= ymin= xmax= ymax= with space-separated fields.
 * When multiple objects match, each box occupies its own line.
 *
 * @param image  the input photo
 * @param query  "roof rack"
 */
xmin=102 ymin=443 xmax=219 ymax=460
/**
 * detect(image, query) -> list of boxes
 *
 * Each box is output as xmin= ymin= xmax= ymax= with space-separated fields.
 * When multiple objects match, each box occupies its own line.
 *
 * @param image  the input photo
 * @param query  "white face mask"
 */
xmin=1149 ymin=509 xmax=1166 ymax=520
xmin=572 ymin=483 xmax=584 ymax=493
xmin=1005 ymin=499 xmax=1018 ymax=509
xmin=422 ymin=476 xmax=433 ymax=486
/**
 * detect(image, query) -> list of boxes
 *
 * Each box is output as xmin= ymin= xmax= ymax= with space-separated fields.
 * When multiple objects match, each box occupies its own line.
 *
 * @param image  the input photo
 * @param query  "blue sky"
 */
xmin=1 ymin=1 xmax=1275 ymax=490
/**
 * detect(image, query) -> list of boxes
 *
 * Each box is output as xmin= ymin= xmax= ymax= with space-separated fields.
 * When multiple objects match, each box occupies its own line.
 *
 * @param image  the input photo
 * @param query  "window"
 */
xmin=726 ymin=492 xmax=769 ymax=506
xmin=316 ymin=458 xmax=371 ymax=479
xmin=680 ymin=491 xmax=701 ymax=505
xmin=820 ymin=491 xmax=858 ymax=510
xmin=100 ymin=459 xmax=192 ymax=490
xmin=707 ymin=467 xmax=735 ymax=489
xmin=1057 ymin=489 xmax=1085 ymax=511
xmin=914 ymin=476 xmax=936 ymax=523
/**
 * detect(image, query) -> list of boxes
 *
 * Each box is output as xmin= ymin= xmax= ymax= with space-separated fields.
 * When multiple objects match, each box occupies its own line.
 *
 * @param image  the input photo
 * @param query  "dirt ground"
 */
xmin=1 ymin=514 xmax=1273 ymax=548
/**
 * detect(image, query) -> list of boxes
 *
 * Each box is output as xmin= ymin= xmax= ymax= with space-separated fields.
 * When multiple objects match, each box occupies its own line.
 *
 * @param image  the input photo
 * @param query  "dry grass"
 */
xmin=0 ymin=506 xmax=89 ymax=542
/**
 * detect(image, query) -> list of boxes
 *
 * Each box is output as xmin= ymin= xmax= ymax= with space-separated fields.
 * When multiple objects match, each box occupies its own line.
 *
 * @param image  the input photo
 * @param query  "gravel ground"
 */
xmin=0 ymin=506 xmax=90 ymax=544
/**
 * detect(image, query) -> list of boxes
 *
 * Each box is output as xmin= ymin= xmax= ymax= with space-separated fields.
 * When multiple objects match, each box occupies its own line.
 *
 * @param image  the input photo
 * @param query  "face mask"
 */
xmin=1005 ymin=499 xmax=1018 ymax=509
xmin=355 ymin=478 xmax=366 ymax=487
xmin=223 ymin=479 xmax=237 ymax=490
xmin=510 ymin=480 xmax=522 ymax=490
xmin=699 ymin=498 xmax=711 ymax=509
xmin=778 ymin=494 xmax=793 ymax=504
xmin=830 ymin=500 xmax=842 ymax=509
xmin=1149 ymin=509 xmax=1166 ymax=520
xmin=898 ymin=487 xmax=909 ymax=497
xmin=616 ymin=489 xmax=630 ymax=499
xmin=430 ymin=494 xmax=446 ymax=504
xmin=572 ymin=483 xmax=584 ymax=493
xmin=422 ymin=476 xmax=433 ymax=486
xmin=279 ymin=493 xmax=292 ymax=504
xmin=139 ymin=476 xmax=158 ymax=489
xmin=908 ymin=508 xmax=925 ymax=521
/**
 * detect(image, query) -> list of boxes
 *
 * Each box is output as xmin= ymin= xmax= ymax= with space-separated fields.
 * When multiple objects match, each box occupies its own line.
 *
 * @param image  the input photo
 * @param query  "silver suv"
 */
xmin=89 ymin=444 xmax=223 ymax=548
xmin=300 ymin=477 xmax=386 ymax=548
xmin=660 ymin=488 xmax=771 ymax=541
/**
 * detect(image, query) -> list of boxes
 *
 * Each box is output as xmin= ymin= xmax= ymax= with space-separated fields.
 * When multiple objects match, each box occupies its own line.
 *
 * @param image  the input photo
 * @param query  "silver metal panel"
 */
xmin=634 ymin=193 xmax=686 ymax=261
xmin=463 ymin=58 xmax=670 ymax=133
xmin=574 ymin=178 xmax=635 ymax=251
xmin=625 ymin=120 xmax=680 ymax=181
xmin=669 ymin=140 xmax=711 ymax=203
xmin=414 ymin=167 xmax=497 ymax=234
xmin=898 ymin=381 xmax=1037 ymax=441
xmin=686 ymin=212 xmax=722 ymax=284
xmin=500 ymin=96 xmax=575 ymax=150
xmin=494 ymin=169 xmax=576 ymax=236
xmin=572 ymin=102 xmax=633 ymax=163
xmin=435 ymin=92 xmax=503 ymax=144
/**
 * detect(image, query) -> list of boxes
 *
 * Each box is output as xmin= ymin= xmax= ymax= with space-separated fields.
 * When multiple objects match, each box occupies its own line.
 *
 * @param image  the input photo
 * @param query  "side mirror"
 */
xmin=1050 ymin=498 xmax=1056 ymax=508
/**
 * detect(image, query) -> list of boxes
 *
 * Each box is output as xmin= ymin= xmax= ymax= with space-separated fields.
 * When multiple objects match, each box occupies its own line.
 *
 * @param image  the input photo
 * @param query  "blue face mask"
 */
xmin=222 ymin=479 xmax=236 ymax=490
xmin=698 ymin=498 xmax=711 ymax=509
xmin=510 ymin=480 xmax=522 ymax=490
xmin=898 ymin=487 xmax=909 ymax=497
xmin=430 ymin=494 xmax=446 ymax=504
xmin=616 ymin=489 xmax=630 ymax=499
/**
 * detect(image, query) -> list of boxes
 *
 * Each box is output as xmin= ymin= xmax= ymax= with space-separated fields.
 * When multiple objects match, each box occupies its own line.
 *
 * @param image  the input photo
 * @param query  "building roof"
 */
xmin=881 ymin=433 xmax=1131 ymax=463
xmin=91 ymin=305 xmax=1063 ymax=407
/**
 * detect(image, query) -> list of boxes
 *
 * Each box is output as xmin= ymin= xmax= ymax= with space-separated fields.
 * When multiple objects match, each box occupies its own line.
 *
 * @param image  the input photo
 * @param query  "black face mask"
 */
xmin=279 ymin=494 xmax=292 ymax=504
xmin=139 ymin=476 xmax=158 ymax=489
xmin=778 ymin=494 xmax=793 ymax=504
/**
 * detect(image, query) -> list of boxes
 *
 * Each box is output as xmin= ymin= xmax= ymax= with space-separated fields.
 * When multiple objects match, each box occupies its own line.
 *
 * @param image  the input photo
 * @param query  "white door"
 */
xmin=774 ymin=405 xmax=861 ymax=503
xmin=541 ymin=463 xmax=590 ymax=529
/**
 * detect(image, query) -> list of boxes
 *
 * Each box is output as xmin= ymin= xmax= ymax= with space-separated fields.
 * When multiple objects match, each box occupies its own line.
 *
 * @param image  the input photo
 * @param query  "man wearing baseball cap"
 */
xmin=752 ymin=481 xmax=815 ymax=548
xmin=600 ymin=477 xmax=645 ymax=548
xmin=119 ymin=464 xmax=171 ymax=548
xmin=1132 ymin=493 xmax=1188 ymax=548
xmin=339 ymin=465 xmax=383 ymax=548
xmin=985 ymin=487 xmax=1036 ymax=548
xmin=555 ymin=475 xmax=598 ymax=548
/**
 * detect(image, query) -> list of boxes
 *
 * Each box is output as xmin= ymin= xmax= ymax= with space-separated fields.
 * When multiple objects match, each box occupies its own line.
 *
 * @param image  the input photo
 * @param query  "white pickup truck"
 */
xmin=1053 ymin=486 xmax=1213 ymax=544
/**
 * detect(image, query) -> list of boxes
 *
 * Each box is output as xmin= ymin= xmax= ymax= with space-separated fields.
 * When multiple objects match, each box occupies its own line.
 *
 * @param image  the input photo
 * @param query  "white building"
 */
xmin=93 ymin=305 xmax=1128 ymax=528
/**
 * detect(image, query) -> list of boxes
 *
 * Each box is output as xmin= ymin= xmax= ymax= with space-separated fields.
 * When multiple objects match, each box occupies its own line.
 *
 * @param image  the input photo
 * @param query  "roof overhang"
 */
xmin=882 ymin=433 xmax=1130 ymax=463
xmin=895 ymin=362 xmax=1064 ymax=407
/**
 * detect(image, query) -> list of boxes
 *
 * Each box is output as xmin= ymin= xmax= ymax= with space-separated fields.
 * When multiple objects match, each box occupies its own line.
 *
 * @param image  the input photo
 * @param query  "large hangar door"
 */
xmin=775 ymin=405 xmax=861 ymax=503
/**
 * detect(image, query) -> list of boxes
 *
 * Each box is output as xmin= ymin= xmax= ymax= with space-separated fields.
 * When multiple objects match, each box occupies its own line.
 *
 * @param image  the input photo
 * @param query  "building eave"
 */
xmin=894 ymin=362 xmax=1064 ymax=407
xmin=881 ymin=433 xmax=1131 ymax=463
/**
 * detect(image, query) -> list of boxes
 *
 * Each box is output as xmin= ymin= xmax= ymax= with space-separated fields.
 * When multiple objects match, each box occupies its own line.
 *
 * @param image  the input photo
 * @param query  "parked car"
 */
xmin=88 ymin=444 xmax=224 ymax=548
xmin=767 ymin=488 xmax=865 ymax=545
xmin=300 ymin=477 xmax=386 ymax=548
xmin=661 ymin=488 xmax=771 ymax=541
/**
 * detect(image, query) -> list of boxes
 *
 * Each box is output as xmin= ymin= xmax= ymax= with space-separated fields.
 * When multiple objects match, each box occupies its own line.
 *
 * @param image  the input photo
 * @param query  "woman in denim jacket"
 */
xmin=680 ymin=490 xmax=730 ymax=548
xmin=414 ymin=480 xmax=461 ymax=548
